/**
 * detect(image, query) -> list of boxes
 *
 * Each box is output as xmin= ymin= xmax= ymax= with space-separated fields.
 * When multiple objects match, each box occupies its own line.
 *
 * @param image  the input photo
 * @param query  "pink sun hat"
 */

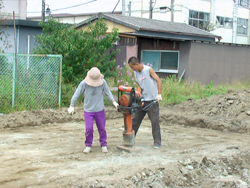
xmin=84 ymin=67 xmax=104 ymax=87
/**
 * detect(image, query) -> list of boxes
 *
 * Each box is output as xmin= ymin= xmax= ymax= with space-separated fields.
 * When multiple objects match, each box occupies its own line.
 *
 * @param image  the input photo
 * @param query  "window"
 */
xmin=118 ymin=36 xmax=136 ymax=45
xmin=238 ymin=0 xmax=249 ymax=8
xmin=189 ymin=10 xmax=210 ymax=30
xmin=216 ymin=16 xmax=233 ymax=29
xmin=141 ymin=50 xmax=179 ymax=73
xmin=237 ymin=18 xmax=248 ymax=35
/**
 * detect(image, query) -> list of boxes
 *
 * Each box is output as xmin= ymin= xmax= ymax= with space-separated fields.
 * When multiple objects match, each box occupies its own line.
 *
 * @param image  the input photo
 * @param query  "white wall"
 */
xmin=236 ymin=36 xmax=248 ymax=44
xmin=124 ymin=0 xmax=250 ymax=44
xmin=215 ymin=0 xmax=234 ymax=18
xmin=1 ymin=0 xmax=27 ymax=19
xmin=213 ymin=28 xmax=233 ymax=42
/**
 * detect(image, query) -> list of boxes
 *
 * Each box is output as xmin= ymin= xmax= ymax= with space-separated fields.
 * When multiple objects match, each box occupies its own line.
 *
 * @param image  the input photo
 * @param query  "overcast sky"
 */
xmin=27 ymin=0 xmax=123 ymax=17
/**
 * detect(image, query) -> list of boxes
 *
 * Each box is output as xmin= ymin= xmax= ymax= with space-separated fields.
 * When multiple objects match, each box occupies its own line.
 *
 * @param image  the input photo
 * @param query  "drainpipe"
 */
xmin=27 ymin=35 xmax=30 ymax=69
xmin=17 ymin=26 xmax=19 ymax=53
xmin=232 ymin=0 xmax=238 ymax=43
xmin=27 ymin=35 xmax=30 ymax=54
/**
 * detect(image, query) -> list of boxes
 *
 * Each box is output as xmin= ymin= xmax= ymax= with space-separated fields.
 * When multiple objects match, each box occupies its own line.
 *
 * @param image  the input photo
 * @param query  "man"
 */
xmin=128 ymin=56 xmax=162 ymax=149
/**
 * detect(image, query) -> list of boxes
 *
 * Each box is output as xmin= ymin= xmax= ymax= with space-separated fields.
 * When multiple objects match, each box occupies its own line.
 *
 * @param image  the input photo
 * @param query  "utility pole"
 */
xmin=141 ymin=0 xmax=143 ymax=17
xmin=171 ymin=0 xmax=174 ymax=22
xmin=122 ymin=0 xmax=126 ymax=15
xmin=248 ymin=0 xmax=250 ymax=44
xmin=41 ymin=0 xmax=45 ymax=21
xmin=128 ymin=1 xmax=131 ymax=16
xmin=149 ymin=0 xmax=153 ymax=19
xmin=210 ymin=0 xmax=215 ymax=27
xmin=232 ymin=0 xmax=238 ymax=43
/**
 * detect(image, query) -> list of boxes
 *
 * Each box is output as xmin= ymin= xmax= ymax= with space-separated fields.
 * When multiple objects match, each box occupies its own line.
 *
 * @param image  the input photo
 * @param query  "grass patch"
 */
xmin=161 ymin=76 xmax=250 ymax=105
xmin=2 ymin=75 xmax=250 ymax=114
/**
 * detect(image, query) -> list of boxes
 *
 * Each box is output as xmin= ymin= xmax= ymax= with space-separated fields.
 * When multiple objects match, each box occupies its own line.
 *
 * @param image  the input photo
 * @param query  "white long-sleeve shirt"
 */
xmin=70 ymin=79 xmax=115 ymax=112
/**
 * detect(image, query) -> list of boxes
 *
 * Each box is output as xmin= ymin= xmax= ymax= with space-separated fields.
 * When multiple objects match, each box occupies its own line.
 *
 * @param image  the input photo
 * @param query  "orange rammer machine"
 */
xmin=116 ymin=85 xmax=144 ymax=151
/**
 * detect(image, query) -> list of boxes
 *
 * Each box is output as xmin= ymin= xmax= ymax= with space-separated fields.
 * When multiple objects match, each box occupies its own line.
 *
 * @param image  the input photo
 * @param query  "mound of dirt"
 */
xmin=1 ymin=89 xmax=250 ymax=134
xmin=160 ymin=89 xmax=250 ymax=134
xmin=0 ymin=106 xmax=122 ymax=129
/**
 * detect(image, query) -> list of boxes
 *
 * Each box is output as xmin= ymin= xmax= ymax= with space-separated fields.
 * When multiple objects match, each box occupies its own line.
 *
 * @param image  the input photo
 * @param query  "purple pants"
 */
xmin=84 ymin=109 xmax=107 ymax=147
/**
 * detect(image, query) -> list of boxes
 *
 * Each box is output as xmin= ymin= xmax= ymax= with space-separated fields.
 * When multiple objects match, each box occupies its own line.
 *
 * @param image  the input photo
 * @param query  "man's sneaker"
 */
xmin=83 ymin=146 xmax=91 ymax=153
xmin=102 ymin=146 xmax=108 ymax=153
xmin=154 ymin=145 xmax=161 ymax=149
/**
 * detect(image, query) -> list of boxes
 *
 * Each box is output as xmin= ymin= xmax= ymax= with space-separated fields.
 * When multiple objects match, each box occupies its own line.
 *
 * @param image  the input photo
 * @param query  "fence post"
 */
xmin=58 ymin=55 xmax=62 ymax=108
xmin=12 ymin=54 xmax=16 ymax=107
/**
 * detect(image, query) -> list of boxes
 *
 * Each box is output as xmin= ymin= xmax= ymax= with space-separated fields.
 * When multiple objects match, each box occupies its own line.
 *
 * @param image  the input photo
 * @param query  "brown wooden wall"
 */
xmin=137 ymin=37 xmax=179 ymax=61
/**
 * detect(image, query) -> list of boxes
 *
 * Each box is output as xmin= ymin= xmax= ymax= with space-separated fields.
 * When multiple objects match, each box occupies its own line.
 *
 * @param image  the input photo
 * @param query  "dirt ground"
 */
xmin=1 ymin=89 xmax=250 ymax=188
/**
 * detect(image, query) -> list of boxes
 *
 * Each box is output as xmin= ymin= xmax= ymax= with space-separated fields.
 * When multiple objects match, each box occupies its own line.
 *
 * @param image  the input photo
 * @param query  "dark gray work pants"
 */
xmin=132 ymin=101 xmax=161 ymax=146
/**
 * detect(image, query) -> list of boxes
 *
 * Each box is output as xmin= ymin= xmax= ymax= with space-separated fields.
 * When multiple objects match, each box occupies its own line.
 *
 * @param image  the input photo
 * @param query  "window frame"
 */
xmin=237 ymin=18 xmax=248 ymax=36
xmin=216 ymin=16 xmax=233 ymax=29
xmin=238 ymin=0 xmax=249 ymax=8
xmin=141 ymin=50 xmax=179 ymax=74
xmin=189 ymin=10 xmax=210 ymax=30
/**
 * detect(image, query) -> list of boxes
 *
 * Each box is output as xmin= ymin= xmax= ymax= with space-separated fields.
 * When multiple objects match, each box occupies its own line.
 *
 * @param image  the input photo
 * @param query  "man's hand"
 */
xmin=156 ymin=94 xmax=162 ymax=101
xmin=68 ymin=105 xmax=74 ymax=115
xmin=112 ymin=101 xmax=119 ymax=108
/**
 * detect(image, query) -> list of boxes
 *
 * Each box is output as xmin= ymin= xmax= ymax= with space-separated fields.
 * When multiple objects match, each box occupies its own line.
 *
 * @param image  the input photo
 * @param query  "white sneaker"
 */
xmin=102 ymin=146 xmax=108 ymax=153
xmin=83 ymin=146 xmax=91 ymax=153
xmin=154 ymin=145 xmax=161 ymax=149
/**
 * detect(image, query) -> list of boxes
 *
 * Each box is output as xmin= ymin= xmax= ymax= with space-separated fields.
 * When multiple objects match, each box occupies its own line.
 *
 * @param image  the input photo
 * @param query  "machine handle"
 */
xmin=118 ymin=85 xmax=133 ymax=92
xmin=118 ymin=85 xmax=142 ymax=97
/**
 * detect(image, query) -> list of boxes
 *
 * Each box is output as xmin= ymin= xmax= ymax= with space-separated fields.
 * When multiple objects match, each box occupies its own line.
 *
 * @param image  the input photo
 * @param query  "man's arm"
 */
xmin=149 ymin=68 xmax=162 ymax=94
xmin=135 ymin=81 xmax=142 ymax=93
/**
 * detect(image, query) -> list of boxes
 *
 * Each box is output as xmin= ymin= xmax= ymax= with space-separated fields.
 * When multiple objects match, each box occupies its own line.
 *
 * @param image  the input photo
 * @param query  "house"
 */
xmin=75 ymin=13 xmax=250 ymax=85
xmin=0 ymin=0 xmax=42 ymax=53
xmin=120 ymin=0 xmax=250 ymax=45
xmin=0 ymin=19 xmax=42 ymax=53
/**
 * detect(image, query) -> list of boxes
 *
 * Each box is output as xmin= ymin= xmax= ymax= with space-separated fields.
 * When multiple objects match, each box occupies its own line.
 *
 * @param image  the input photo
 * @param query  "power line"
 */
xmin=27 ymin=0 xmax=97 ymax=13
xmin=53 ymin=0 xmax=96 ymax=12
xmin=112 ymin=0 xmax=121 ymax=13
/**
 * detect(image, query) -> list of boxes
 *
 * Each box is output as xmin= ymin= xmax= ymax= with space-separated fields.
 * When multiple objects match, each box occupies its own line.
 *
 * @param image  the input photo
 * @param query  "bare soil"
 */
xmin=1 ymin=89 xmax=250 ymax=188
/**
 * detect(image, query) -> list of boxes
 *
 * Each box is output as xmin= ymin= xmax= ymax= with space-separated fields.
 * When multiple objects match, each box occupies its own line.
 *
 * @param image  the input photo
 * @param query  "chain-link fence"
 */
xmin=0 ymin=54 xmax=62 ymax=113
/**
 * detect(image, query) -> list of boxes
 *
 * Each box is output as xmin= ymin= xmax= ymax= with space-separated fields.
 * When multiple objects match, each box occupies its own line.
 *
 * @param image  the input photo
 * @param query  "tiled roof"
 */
xmin=75 ymin=13 xmax=220 ymax=39
xmin=3 ymin=19 xmax=41 ymax=27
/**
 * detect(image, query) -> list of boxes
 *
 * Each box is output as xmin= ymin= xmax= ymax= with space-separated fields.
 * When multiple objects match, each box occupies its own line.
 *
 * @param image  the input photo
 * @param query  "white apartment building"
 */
xmin=125 ymin=0 xmax=250 ymax=44
xmin=1 ymin=0 xmax=27 ymax=19
xmin=26 ymin=0 xmax=250 ymax=45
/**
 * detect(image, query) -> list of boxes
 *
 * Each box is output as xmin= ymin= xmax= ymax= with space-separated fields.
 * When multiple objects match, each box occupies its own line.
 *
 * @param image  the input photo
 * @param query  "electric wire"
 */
xmin=27 ymin=0 xmax=97 ymax=13
xmin=112 ymin=0 xmax=121 ymax=13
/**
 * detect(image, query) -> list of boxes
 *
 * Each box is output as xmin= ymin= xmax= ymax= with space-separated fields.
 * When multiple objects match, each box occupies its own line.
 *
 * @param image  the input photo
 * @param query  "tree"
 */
xmin=33 ymin=18 xmax=120 ymax=85
xmin=0 ymin=0 xmax=12 ymax=53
